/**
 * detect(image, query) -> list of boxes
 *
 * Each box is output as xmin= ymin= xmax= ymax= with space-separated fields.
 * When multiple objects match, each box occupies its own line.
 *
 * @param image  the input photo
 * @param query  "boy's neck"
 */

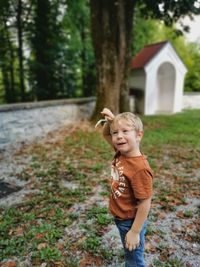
xmin=122 ymin=149 xmax=142 ymax=158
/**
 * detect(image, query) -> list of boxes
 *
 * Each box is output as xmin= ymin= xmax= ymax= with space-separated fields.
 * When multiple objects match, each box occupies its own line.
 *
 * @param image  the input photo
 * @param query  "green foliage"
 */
xmin=153 ymin=257 xmax=184 ymax=267
xmin=30 ymin=0 xmax=67 ymax=100
xmin=86 ymin=205 xmax=113 ymax=230
xmin=184 ymin=43 xmax=200 ymax=92
xmin=0 ymin=0 xmax=95 ymax=103
xmin=137 ymin=0 xmax=200 ymax=27
xmin=132 ymin=9 xmax=161 ymax=56
xmin=32 ymin=246 xmax=62 ymax=262
xmin=62 ymin=0 xmax=96 ymax=97
xmin=0 ymin=0 xmax=21 ymax=103
xmin=183 ymin=210 xmax=193 ymax=218
xmin=83 ymin=233 xmax=101 ymax=255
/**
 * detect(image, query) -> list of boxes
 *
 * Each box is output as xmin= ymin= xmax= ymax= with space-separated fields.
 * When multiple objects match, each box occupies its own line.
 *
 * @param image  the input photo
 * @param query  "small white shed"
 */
xmin=129 ymin=41 xmax=187 ymax=115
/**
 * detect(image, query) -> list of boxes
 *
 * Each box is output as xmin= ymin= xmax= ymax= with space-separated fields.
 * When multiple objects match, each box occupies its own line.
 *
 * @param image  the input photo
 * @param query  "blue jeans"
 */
xmin=115 ymin=219 xmax=147 ymax=267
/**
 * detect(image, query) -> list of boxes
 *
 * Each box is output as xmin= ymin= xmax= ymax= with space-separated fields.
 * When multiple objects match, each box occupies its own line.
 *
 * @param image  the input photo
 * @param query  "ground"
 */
xmin=0 ymin=114 xmax=200 ymax=267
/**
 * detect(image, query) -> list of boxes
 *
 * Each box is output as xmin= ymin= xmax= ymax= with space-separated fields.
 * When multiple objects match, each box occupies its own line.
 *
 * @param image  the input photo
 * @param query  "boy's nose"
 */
xmin=117 ymin=132 xmax=123 ymax=138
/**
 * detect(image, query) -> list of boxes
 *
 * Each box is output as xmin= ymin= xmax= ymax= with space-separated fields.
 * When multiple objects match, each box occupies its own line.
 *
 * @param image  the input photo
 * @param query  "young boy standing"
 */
xmin=100 ymin=108 xmax=153 ymax=267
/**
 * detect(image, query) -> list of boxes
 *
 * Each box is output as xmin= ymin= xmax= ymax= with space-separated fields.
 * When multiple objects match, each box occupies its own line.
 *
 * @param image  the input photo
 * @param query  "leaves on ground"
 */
xmin=0 ymin=110 xmax=200 ymax=267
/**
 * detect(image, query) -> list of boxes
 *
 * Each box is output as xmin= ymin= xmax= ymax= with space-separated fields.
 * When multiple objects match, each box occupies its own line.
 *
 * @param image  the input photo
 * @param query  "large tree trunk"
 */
xmin=7 ymin=33 xmax=16 ymax=103
xmin=17 ymin=0 xmax=26 ymax=101
xmin=0 ymin=19 xmax=16 ymax=103
xmin=80 ymin=17 xmax=88 ymax=97
xmin=90 ymin=0 xmax=135 ymax=121
xmin=34 ymin=0 xmax=51 ymax=100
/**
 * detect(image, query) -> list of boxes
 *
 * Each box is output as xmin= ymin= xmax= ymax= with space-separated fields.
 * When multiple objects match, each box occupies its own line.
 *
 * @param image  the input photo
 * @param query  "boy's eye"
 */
xmin=112 ymin=131 xmax=118 ymax=135
xmin=123 ymin=130 xmax=128 ymax=133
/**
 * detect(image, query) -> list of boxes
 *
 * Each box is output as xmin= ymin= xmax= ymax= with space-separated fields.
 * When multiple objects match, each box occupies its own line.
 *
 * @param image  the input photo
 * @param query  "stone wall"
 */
xmin=0 ymin=97 xmax=96 ymax=112
xmin=0 ymin=97 xmax=95 ymax=151
xmin=183 ymin=92 xmax=200 ymax=109
xmin=130 ymin=93 xmax=200 ymax=113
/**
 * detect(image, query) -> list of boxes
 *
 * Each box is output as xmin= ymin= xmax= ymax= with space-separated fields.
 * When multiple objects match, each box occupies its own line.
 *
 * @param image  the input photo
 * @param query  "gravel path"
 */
xmin=0 ymin=102 xmax=93 ymax=152
xmin=0 ymin=102 xmax=94 ymax=204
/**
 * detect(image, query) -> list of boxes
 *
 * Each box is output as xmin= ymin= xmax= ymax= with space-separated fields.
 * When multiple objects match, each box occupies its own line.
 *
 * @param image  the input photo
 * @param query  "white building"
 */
xmin=129 ymin=41 xmax=187 ymax=115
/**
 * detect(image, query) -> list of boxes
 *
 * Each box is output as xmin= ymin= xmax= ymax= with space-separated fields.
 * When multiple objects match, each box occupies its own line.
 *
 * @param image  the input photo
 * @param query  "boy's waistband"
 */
xmin=114 ymin=216 xmax=135 ymax=221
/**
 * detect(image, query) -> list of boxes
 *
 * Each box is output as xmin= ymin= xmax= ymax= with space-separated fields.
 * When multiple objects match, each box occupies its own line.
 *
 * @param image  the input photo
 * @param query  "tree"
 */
xmin=31 ymin=0 xmax=55 ymax=100
xmin=90 ymin=0 xmax=200 ymax=120
xmin=184 ymin=43 xmax=200 ymax=92
xmin=0 ymin=0 xmax=33 ymax=103
xmin=0 ymin=24 xmax=16 ymax=103
xmin=1 ymin=0 xmax=95 ymax=102
xmin=30 ymin=0 xmax=67 ymax=100
xmin=90 ymin=0 xmax=135 ymax=120
xmin=132 ymin=9 xmax=161 ymax=56
xmin=62 ymin=0 xmax=96 ymax=98
xmin=74 ymin=0 xmax=95 ymax=97
xmin=16 ymin=0 xmax=25 ymax=101
xmin=0 ymin=0 xmax=17 ymax=103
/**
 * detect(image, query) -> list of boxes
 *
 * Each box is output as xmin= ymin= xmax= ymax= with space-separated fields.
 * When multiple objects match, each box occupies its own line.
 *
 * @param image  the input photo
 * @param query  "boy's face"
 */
xmin=110 ymin=119 xmax=143 ymax=157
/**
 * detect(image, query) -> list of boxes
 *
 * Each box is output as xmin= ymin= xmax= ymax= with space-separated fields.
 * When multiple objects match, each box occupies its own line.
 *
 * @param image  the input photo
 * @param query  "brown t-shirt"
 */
xmin=109 ymin=153 xmax=153 ymax=219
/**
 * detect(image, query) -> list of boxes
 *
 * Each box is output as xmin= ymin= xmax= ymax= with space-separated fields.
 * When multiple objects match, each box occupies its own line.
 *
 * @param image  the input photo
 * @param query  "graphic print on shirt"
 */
xmin=111 ymin=158 xmax=126 ymax=199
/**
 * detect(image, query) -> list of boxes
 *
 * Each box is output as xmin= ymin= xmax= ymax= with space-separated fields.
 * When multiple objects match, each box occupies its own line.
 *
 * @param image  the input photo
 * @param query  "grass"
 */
xmin=141 ymin=109 xmax=200 ymax=148
xmin=0 ymin=109 xmax=200 ymax=266
xmin=153 ymin=257 xmax=184 ymax=267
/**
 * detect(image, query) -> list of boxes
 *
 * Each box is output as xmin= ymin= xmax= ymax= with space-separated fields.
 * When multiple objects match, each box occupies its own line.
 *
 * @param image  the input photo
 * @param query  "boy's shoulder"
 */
xmin=120 ymin=154 xmax=153 ymax=176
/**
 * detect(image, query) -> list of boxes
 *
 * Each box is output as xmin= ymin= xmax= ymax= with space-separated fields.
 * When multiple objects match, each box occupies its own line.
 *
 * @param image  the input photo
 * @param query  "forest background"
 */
xmin=0 ymin=0 xmax=200 ymax=107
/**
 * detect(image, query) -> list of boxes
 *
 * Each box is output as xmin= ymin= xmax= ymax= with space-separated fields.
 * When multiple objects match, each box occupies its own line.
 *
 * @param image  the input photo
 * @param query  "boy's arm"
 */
xmin=125 ymin=198 xmax=151 ymax=251
xmin=101 ymin=108 xmax=115 ymax=146
xmin=130 ymin=198 xmax=151 ymax=233
xmin=102 ymin=122 xmax=113 ymax=146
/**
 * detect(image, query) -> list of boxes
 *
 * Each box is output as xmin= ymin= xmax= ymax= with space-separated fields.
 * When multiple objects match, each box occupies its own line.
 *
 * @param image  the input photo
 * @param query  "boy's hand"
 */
xmin=95 ymin=108 xmax=114 ymax=129
xmin=125 ymin=230 xmax=140 ymax=251
xmin=101 ymin=108 xmax=115 ymax=122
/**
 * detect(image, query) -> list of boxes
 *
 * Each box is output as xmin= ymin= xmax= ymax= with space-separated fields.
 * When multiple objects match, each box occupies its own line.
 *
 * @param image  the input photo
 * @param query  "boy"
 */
xmin=100 ymin=108 xmax=153 ymax=267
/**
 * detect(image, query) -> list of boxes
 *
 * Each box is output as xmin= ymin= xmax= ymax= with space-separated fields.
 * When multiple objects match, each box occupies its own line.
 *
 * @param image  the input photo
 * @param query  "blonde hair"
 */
xmin=111 ymin=112 xmax=143 ymax=132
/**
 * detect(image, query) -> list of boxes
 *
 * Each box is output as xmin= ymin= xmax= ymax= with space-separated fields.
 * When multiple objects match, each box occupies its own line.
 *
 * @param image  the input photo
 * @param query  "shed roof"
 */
xmin=131 ymin=41 xmax=168 ymax=69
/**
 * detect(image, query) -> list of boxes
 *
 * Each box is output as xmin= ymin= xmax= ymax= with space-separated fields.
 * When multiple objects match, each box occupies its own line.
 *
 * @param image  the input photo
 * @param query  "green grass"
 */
xmin=0 ymin=109 xmax=200 ymax=265
xmin=153 ymin=257 xmax=184 ymax=267
xmin=86 ymin=205 xmax=113 ymax=226
xmin=141 ymin=109 xmax=200 ymax=148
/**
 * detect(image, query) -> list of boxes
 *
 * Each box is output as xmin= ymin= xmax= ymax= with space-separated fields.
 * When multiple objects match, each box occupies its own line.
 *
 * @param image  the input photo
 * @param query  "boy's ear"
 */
xmin=136 ymin=131 xmax=143 ymax=141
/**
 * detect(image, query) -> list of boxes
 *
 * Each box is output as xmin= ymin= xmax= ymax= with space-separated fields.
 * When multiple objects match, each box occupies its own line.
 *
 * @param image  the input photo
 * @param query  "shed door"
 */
xmin=157 ymin=62 xmax=175 ymax=113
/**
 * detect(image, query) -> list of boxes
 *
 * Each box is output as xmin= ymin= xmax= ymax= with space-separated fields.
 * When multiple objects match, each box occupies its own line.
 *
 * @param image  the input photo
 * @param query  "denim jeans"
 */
xmin=114 ymin=219 xmax=147 ymax=267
